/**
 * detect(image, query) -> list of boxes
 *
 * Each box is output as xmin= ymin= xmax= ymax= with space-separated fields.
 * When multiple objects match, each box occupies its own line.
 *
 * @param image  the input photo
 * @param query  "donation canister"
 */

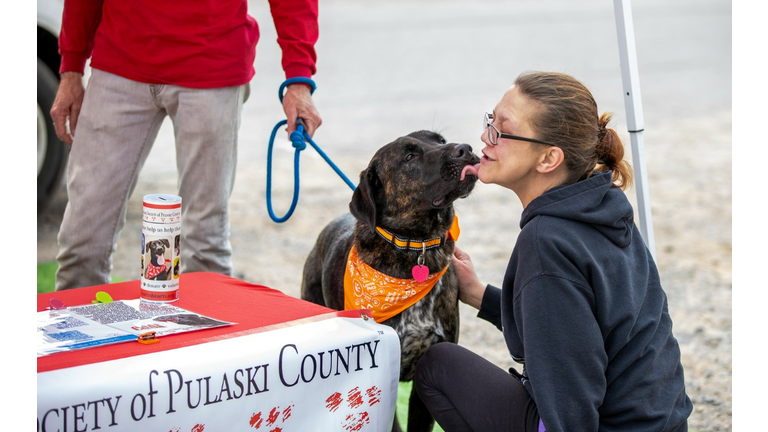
xmin=141 ymin=194 xmax=182 ymax=302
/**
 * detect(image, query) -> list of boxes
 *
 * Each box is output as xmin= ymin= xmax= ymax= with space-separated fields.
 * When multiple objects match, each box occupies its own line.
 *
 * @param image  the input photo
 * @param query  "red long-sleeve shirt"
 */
xmin=58 ymin=0 xmax=318 ymax=88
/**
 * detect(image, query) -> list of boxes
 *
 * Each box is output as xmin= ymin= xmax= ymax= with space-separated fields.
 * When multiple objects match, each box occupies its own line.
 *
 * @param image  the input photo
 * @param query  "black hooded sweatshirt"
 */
xmin=477 ymin=171 xmax=692 ymax=431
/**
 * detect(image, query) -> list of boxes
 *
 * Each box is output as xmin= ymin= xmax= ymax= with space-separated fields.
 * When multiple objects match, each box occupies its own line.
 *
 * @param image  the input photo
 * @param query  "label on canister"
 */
xmin=141 ymin=194 xmax=182 ymax=302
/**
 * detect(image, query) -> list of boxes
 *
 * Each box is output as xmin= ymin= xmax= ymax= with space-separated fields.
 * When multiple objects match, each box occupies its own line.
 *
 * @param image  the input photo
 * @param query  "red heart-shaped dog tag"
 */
xmin=412 ymin=265 xmax=429 ymax=282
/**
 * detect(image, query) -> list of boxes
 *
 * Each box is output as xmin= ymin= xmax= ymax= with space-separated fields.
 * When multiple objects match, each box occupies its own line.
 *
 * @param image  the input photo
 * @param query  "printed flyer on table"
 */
xmin=37 ymin=299 xmax=233 ymax=356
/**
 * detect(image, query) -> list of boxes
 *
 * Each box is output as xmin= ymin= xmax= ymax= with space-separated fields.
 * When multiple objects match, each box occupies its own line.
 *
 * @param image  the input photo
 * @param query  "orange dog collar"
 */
xmin=375 ymin=215 xmax=461 ymax=250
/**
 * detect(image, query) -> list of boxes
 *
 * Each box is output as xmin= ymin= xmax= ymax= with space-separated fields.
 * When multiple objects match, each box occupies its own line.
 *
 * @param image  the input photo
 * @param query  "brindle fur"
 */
xmin=301 ymin=131 xmax=479 ymax=432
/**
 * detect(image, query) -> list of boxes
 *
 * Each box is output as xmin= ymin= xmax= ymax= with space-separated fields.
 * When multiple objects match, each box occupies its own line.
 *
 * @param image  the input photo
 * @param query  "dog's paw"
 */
xmin=249 ymin=404 xmax=295 ymax=431
xmin=325 ymin=385 xmax=382 ymax=431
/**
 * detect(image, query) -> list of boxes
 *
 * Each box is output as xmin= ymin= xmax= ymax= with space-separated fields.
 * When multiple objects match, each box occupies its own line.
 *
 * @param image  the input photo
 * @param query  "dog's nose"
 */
xmin=451 ymin=143 xmax=473 ymax=159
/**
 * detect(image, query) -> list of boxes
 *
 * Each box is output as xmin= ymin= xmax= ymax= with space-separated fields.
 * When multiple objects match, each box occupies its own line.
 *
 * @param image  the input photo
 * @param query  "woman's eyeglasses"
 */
xmin=483 ymin=112 xmax=555 ymax=146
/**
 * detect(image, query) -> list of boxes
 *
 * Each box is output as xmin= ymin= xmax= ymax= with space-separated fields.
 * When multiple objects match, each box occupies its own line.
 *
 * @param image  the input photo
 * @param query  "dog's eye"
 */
xmin=405 ymin=154 xmax=415 ymax=162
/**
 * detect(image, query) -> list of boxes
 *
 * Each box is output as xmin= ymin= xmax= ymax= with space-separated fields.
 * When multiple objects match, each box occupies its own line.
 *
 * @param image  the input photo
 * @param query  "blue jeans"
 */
xmin=56 ymin=69 xmax=245 ymax=290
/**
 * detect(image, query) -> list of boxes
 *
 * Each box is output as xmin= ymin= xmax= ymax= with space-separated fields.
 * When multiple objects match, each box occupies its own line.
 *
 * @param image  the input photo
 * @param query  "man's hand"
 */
xmin=281 ymin=83 xmax=322 ymax=138
xmin=452 ymin=246 xmax=487 ymax=310
xmin=50 ymin=72 xmax=85 ymax=146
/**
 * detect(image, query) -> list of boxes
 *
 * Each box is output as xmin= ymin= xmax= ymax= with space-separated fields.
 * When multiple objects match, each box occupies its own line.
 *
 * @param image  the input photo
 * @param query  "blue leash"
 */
xmin=266 ymin=78 xmax=356 ymax=223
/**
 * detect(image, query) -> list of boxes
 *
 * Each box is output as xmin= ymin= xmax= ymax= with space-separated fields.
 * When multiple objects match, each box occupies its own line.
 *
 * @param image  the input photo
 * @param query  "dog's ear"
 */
xmin=349 ymin=164 xmax=382 ymax=232
xmin=146 ymin=243 xmax=151 ymax=253
xmin=161 ymin=239 xmax=171 ymax=248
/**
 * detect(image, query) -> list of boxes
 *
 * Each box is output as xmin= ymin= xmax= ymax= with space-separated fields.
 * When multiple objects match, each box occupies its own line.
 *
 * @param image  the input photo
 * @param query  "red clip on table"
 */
xmin=37 ymin=272 xmax=400 ymax=432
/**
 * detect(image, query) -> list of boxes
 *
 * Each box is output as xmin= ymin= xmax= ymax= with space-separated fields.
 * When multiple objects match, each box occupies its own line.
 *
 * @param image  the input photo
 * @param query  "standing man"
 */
xmin=51 ymin=0 xmax=322 ymax=290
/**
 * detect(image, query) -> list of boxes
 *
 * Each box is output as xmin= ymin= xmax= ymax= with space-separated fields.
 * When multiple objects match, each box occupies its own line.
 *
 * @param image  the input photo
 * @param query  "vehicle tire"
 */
xmin=38 ymin=57 xmax=67 ymax=214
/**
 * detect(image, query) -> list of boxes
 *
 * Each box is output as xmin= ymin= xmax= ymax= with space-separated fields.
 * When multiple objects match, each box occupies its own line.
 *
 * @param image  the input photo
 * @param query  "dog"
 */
xmin=145 ymin=239 xmax=171 ymax=280
xmin=301 ymin=130 xmax=480 ymax=432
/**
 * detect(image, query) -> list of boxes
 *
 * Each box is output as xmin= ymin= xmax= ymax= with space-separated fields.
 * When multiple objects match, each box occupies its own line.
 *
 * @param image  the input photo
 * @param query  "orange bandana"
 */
xmin=343 ymin=216 xmax=460 ymax=323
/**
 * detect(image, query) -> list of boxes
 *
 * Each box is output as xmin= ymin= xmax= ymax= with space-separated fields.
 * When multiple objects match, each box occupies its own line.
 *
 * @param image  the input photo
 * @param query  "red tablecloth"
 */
xmin=38 ymin=272 xmax=363 ymax=372
xmin=38 ymin=273 xmax=400 ymax=431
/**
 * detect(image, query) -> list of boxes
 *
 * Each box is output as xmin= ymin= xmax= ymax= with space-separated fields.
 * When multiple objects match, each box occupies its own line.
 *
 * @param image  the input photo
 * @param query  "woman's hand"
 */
xmin=452 ymin=246 xmax=486 ymax=310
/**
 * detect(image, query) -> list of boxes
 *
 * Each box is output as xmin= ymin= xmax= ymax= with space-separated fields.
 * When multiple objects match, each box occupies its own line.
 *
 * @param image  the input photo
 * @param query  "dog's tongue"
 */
xmin=157 ymin=256 xmax=165 ymax=265
xmin=460 ymin=163 xmax=480 ymax=181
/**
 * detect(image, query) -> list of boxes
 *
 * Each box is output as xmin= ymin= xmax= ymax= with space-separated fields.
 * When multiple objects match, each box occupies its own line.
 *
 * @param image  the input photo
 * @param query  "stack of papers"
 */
xmin=37 ymin=299 xmax=233 ymax=357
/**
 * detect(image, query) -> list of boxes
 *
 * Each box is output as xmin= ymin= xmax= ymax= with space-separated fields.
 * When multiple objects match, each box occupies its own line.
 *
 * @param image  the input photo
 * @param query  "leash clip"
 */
xmin=411 ymin=243 xmax=430 ymax=282
xmin=417 ymin=243 xmax=426 ymax=267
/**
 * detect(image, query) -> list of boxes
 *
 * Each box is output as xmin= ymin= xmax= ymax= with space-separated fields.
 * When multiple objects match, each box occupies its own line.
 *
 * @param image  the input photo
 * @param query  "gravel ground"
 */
xmin=36 ymin=0 xmax=732 ymax=429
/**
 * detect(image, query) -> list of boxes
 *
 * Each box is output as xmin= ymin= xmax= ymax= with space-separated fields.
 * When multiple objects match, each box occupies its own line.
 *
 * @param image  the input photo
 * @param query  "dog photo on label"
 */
xmin=301 ymin=130 xmax=480 ymax=432
xmin=144 ymin=238 xmax=172 ymax=281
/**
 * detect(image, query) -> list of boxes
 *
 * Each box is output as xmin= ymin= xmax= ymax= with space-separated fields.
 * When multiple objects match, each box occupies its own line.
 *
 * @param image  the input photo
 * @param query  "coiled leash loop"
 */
xmin=266 ymin=78 xmax=356 ymax=223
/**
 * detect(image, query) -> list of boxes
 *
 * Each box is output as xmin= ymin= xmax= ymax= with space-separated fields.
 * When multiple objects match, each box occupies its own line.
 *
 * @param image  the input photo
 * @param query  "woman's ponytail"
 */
xmin=595 ymin=112 xmax=633 ymax=190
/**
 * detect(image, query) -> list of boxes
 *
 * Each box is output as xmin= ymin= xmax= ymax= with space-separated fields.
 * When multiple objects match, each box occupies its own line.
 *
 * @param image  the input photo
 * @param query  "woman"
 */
xmin=413 ymin=71 xmax=692 ymax=431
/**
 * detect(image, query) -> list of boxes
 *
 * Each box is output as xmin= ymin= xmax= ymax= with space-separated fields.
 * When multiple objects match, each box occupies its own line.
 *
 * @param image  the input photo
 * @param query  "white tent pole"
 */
xmin=613 ymin=0 xmax=656 ymax=259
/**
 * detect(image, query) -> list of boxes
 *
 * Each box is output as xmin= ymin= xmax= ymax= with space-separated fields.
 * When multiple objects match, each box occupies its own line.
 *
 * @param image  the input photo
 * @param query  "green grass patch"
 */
xmin=37 ymin=262 xmax=125 ymax=294
xmin=396 ymin=381 xmax=444 ymax=432
xmin=37 ymin=262 xmax=58 ymax=294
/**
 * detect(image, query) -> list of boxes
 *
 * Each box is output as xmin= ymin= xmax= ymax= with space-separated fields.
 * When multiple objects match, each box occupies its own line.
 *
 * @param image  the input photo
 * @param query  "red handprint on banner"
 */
xmin=249 ymin=404 xmax=294 ymax=431
xmin=366 ymin=386 xmax=382 ymax=406
xmin=167 ymin=424 xmax=204 ymax=432
xmin=191 ymin=425 xmax=205 ymax=432
xmin=325 ymin=386 xmax=382 ymax=431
